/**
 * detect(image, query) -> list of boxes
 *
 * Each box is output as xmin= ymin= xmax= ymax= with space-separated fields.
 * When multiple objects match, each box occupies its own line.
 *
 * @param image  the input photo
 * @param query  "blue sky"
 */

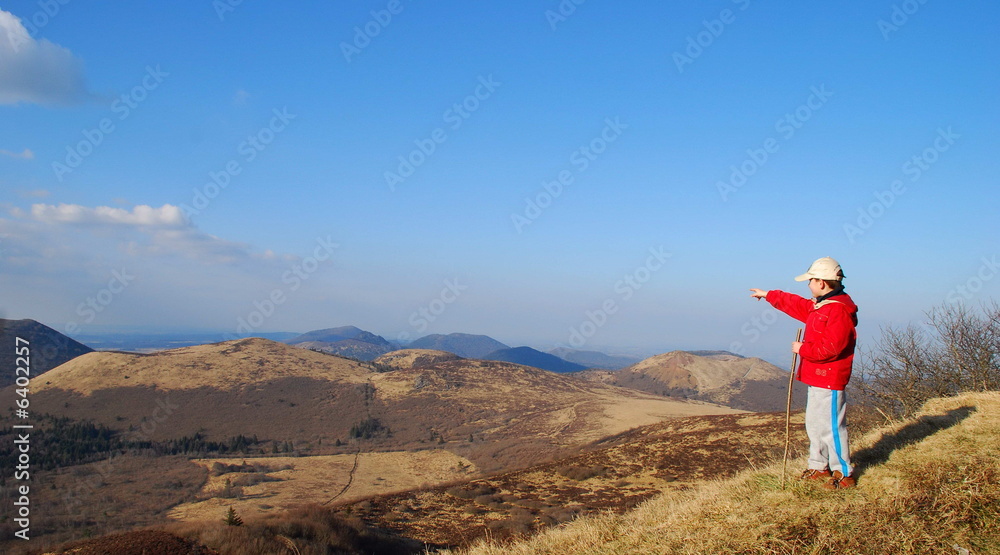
xmin=1 ymin=1 xmax=998 ymax=365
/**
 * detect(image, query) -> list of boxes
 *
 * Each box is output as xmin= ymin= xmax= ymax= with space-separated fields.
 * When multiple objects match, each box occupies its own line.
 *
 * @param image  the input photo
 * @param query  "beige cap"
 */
xmin=795 ymin=257 xmax=845 ymax=282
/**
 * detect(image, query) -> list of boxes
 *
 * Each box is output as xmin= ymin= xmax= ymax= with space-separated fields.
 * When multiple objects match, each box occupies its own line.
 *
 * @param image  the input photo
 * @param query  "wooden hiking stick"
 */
xmin=781 ymin=328 xmax=803 ymax=490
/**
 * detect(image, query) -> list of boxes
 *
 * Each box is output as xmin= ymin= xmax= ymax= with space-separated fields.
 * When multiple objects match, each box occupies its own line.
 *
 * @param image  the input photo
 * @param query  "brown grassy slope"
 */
xmin=452 ymin=391 xmax=1000 ymax=555
xmin=0 ymin=455 xmax=208 ymax=555
xmin=167 ymin=449 xmax=479 ymax=524
xmin=31 ymin=337 xmax=372 ymax=394
xmin=167 ymin=504 xmax=423 ymax=555
xmin=39 ymin=529 xmax=219 ymax=555
xmin=577 ymin=350 xmax=806 ymax=411
xmin=366 ymin=357 xmax=739 ymax=471
xmin=39 ymin=506 xmax=422 ymax=555
xmin=330 ymin=410 xmax=808 ymax=548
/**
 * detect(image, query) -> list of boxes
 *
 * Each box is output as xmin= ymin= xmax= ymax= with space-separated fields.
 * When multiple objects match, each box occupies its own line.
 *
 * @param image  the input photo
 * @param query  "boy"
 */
xmin=750 ymin=256 xmax=859 ymax=490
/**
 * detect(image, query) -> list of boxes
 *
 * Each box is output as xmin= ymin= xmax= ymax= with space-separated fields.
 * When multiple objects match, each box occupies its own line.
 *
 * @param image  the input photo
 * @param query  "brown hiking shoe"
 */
xmin=800 ymin=468 xmax=831 ymax=481
xmin=822 ymin=471 xmax=856 ymax=490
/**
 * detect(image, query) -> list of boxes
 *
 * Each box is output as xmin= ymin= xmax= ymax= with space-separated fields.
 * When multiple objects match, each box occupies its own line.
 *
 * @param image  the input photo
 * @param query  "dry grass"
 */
xmin=332 ymin=411 xmax=807 ymax=547
xmin=168 ymin=450 xmax=478 ymax=523
xmin=450 ymin=391 xmax=1000 ymax=555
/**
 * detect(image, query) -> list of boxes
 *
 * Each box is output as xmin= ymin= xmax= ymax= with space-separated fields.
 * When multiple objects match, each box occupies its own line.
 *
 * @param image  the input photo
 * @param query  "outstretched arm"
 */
xmin=759 ymin=289 xmax=813 ymax=323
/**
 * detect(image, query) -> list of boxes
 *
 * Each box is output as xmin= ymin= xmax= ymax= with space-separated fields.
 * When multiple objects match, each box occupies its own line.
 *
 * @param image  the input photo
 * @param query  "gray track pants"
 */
xmin=805 ymin=386 xmax=852 ymax=476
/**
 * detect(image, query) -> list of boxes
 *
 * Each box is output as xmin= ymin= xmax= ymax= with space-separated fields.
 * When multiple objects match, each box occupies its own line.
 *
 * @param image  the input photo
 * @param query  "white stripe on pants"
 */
xmin=805 ymin=385 xmax=852 ymax=476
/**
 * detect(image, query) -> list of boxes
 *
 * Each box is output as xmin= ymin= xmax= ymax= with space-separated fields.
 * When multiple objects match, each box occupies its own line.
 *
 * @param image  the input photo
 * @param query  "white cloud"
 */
xmin=1 ymin=201 xmax=340 ymax=334
xmin=30 ymin=203 xmax=189 ymax=227
xmin=17 ymin=203 xmax=294 ymax=266
xmin=1 ymin=147 xmax=34 ymax=159
xmin=0 ymin=9 xmax=92 ymax=106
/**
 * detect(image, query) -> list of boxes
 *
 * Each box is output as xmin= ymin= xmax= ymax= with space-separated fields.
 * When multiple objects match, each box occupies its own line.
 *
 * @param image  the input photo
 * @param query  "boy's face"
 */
xmin=808 ymin=278 xmax=826 ymax=298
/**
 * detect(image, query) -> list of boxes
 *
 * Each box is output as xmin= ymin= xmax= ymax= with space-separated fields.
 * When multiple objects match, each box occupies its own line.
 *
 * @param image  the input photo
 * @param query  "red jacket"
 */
xmin=766 ymin=289 xmax=859 ymax=390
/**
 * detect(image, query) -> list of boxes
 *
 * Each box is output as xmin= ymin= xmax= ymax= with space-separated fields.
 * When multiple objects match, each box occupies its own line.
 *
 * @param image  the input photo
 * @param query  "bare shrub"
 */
xmin=474 ymin=494 xmax=502 ymax=506
xmin=485 ymin=513 xmax=533 ymax=537
xmin=856 ymin=301 xmax=999 ymax=418
xmin=512 ymin=498 xmax=547 ymax=510
xmin=218 ymin=478 xmax=243 ymax=499
xmin=557 ymin=464 xmax=609 ymax=481
xmin=446 ymin=484 xmax=495 ymax=500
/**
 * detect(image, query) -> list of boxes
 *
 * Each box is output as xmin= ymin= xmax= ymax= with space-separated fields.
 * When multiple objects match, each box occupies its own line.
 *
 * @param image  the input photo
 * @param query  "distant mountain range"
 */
xmin=406 ymin=333 xmax=510 ymax=359
xmin=1 ymin=320 xmax=796 ymax=413
xmin=286 ymin=326 xmax=394 ymax=361
xmin=483 ymin=346 xmax=587 ymax=373
xmin=72 ymin=331 xmax=298 ymax=352
xmin=0 ymin=319 xmax=93 ymax=388
xmin=286 ymin=325 xmax=376 ymax=344
xmin=547 ymin=347 xmax=641 ymax=370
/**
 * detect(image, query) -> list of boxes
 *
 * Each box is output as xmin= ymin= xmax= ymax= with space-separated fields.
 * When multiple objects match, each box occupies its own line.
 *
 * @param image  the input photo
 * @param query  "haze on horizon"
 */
xmin=1 ymin=2 xmax=998 ymax=367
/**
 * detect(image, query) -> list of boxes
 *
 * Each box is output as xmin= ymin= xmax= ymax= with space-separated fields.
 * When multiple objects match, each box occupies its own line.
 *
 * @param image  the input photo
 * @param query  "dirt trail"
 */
xmin=324 ymin=446 xmax=361 ymax=505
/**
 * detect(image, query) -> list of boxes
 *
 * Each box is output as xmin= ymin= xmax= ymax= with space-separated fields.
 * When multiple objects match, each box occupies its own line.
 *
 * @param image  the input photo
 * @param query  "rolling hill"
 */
xmin=24 ymin=338 xmax=739 ymax=471
xmin=286 ymin=325 xmax=394 ymax=361
xmin=483 ymin=346 xmax=587 ymax=373
xmin=0 ymin=318 xmax=93 ymax=388
xmin=407 ymin=333 xmax=510 ymax=359
xmin=576 ymin=350 xmax=803 ymax=412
